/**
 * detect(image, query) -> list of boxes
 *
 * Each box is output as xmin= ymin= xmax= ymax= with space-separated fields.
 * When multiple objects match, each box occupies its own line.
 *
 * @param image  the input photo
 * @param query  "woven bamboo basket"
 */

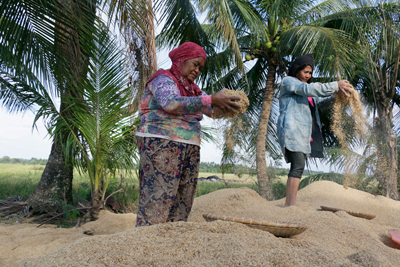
xmin=202 ymin=213 xmax=308 ymax=238
xmin=320 ymin=206 xmax=376 ymax=220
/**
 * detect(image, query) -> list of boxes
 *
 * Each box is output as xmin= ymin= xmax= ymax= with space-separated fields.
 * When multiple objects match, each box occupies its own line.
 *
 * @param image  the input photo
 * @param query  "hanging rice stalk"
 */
xmin=331 ymin=82 xmax=368 ymax=149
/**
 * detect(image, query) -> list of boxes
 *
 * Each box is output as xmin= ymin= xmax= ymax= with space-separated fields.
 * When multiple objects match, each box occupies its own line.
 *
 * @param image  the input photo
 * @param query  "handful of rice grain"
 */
xmin=212 ymin=90 xmax=249 ymax=119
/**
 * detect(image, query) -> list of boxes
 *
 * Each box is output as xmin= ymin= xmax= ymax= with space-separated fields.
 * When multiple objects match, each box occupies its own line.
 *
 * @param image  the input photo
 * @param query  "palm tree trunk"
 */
xmin=146 ymin=0 xmax=158 ymax=73
xmin=375 ymin=99 xmax=399 ymax=200
xmin=90 ymin=189 xmax=105 ymax=220
xmin=130 ymin=0 xmax=158 ymax=113
xmin=28 ymin=139 xmax=73 ymax=213
xmin=256 ymin=63 xmax=277 ymax=199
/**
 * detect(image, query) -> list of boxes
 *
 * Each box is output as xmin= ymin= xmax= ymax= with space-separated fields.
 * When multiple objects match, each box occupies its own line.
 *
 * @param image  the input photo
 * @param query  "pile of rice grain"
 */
xmin=212 ymin=90 xmax=249 ymax=119
xmin=3 ymin=181 xmax=400 ymax=266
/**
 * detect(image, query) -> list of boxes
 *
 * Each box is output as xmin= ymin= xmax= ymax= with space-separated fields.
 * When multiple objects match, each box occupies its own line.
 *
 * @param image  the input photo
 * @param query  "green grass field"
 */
xmin=0 ymin=163 xmax=259 ymax=212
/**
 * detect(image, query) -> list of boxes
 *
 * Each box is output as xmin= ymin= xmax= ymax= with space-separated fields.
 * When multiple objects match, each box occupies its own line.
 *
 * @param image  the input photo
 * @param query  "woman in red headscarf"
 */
xmin=135 ymin=42 xmax=242 ymax=226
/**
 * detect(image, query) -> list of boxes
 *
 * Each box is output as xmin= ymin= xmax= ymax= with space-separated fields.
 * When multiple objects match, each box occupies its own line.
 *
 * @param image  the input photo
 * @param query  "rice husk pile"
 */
xmin=2 ymin=181 xmax=400 ymax=266
xmin=212 ymin=90 xmax=249 ymax=119
xmin=331 ymin=82 xmax=368 ymax=149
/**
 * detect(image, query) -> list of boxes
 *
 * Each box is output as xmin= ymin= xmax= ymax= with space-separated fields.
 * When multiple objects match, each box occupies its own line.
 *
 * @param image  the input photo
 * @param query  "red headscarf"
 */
xmin=146 ymin=42 xmax=207 ymax=97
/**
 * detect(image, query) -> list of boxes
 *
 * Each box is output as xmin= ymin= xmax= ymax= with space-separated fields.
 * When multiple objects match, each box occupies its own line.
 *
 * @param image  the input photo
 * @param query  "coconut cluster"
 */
xmin=212 ymin=90 xmax=249 ymax=119
xmin=244 ymin=36 xmax=281 ymax=61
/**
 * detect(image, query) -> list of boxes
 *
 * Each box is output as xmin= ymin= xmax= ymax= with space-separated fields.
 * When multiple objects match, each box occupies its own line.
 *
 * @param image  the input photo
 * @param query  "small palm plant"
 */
xmin=52 ymin=23 xmax=139 ymax=219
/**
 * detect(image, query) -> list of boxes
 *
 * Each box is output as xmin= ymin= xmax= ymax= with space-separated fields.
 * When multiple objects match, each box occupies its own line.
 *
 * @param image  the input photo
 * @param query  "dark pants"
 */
xmin=285 ymin=148 xmax=306 ymax=179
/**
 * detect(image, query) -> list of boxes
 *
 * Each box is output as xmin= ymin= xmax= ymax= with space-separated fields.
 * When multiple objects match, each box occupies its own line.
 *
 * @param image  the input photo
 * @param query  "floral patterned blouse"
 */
xmin=135 ymin=74 xmax=213 ymax=146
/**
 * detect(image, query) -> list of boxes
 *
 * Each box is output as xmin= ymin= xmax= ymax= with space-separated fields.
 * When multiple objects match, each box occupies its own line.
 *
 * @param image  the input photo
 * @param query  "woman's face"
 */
xmin=296 ymin=65 xmax=313 ymax=83
xmin=179 ymin=57 xmax=205 ymax=83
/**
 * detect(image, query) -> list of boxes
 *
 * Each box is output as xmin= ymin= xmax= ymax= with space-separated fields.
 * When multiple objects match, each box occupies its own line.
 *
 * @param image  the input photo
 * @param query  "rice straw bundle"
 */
xmin=331 ymin=82 xmax=367 ymax=149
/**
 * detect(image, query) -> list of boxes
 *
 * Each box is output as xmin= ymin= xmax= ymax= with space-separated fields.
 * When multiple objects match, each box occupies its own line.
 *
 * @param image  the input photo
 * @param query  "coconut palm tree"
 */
xmin=1 ymin=0 xmax=93 ymax=213
xmin=157 ymin=0 xmax=359 ymax=199
xmin=353 ymin=1 xmax=400 ymax=200
xmin=0 ymin=0 xmax=151 ymax=213
xmin=319 ymin=0 xmax=400 ymax=199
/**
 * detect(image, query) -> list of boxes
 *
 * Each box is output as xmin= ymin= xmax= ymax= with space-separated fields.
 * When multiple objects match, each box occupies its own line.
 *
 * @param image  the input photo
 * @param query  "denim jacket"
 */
xmin=277 ymin=76 xmax=338 ymax=159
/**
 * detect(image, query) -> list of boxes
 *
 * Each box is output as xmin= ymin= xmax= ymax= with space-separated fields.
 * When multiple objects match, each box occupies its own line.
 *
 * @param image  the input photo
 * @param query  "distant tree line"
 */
xmin=199 ymin=162 xmax=324 ymax=179
xmin=0 ymin=156 xmax=48 ymax=165
xmin=199 ymin=162 xmax=288 ymax=177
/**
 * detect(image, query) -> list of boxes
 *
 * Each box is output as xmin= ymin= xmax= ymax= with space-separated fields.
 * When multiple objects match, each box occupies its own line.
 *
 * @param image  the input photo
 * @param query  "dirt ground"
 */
xmin=1 ymin=181 xmax=400 ymax=266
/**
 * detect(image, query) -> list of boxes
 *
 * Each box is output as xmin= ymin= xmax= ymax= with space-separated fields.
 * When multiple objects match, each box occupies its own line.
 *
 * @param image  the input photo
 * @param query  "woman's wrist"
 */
xmin=202 ymin=95 xmax=212 ymax=107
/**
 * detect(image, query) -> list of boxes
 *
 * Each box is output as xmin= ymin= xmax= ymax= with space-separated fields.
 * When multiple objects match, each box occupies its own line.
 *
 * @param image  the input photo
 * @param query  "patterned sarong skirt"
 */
xmin=136 ymin=136 xmax=200 ymax=227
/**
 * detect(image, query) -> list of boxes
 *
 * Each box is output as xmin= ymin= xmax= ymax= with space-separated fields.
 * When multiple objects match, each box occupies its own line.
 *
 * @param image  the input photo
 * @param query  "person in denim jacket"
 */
xmin=277 ymin=54 xmax=353 ymax=206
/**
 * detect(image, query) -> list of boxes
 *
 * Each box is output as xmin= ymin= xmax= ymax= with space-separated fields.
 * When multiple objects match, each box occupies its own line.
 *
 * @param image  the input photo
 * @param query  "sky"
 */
xmin=0 ymin=108 xmax=52 ymax=159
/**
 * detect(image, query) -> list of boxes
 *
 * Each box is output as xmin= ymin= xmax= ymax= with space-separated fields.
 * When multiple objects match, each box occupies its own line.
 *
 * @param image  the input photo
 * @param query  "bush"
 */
xmin=272 ymin=180 xmax=286 ymax=200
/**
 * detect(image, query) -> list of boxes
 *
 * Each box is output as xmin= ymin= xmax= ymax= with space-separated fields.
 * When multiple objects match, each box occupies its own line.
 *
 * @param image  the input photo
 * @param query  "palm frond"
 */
xmin=0 ymin=0 xmax=66 ymax=105
xmin=299 ymin=0 xmax=351 ymax=21
xmin=155 ymin=0 xmax=215 ymax=51
xmin=281 ymin=25 xmax=359 ymax=78
xmin=0 ymin=66 xmax=57 ymax=115
xmin=197 ymin=0 xmax=245 ymax=72
xmin=322 ymin=146 xmax=372 ymax=174
xmin=0 ymin=0 xmax=103 ymax=113
xmin=101 ymin=0 xmax=149 ymax=36
xmin=201 ymin=125 xmax=216 ymax=143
